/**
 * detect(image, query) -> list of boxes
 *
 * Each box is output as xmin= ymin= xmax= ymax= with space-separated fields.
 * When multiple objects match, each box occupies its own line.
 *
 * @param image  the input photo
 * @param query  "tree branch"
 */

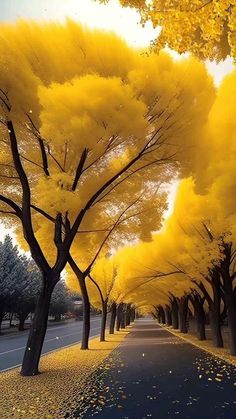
xmin=72 ymin=148 xmax=88 ymax=191
xmin=0 ymin=195 xmax=22 ymax=218
xmin=7 ymin=120 xmax=50 ymax=273
xmin=88 ymin=274 xmax=104 ymax=304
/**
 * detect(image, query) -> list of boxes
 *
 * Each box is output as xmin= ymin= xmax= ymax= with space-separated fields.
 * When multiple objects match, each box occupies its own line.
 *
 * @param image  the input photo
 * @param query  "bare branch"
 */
xmin=202 ymin=222 xmax=214 ymax=241
xmin=47 ymin=145 xmax=65 ymax=172
xmin=88 ymin=274 xmax=104 ymax=304
xmin=7 ymin=120 xmax=50 ymax=273
xmin=30 ymin=204 xmax=56 ymax=223
xmin=72 ymin=148 xmax=88 ymax=191
xmin=0 ymin=194 xmax=22 ymax=218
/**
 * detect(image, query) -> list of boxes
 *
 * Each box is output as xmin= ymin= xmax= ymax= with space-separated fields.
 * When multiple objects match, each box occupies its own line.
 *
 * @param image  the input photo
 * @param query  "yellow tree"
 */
xmin=101 ymin=0 xmax=236 ymax=60
xmin=0 ymin=21 xmax=214 ymax=375
xmin=68 ymin=256 xmax=118 ymax=341
xmin=48 ymin=51 xmax=214 ymax=349
xmin=112 ymin=68 xmax=236 ymax=352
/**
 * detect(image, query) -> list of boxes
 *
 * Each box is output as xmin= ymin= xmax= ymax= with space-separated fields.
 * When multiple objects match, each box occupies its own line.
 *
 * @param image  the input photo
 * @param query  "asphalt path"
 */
xmin=0 ymin=317 xmax=101 ymax=372
xmin=75 ymin=319 xmax=236 ymax=419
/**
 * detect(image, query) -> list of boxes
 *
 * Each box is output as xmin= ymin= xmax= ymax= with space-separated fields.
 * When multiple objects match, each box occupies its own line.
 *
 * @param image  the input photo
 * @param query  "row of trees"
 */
xmin=0 ymin=20 xmax=214 ymax=375
xmin=0 ymin=0 xmax=234 ymax=376
xmin=66 ymin=64 xmax=236 ymax=356
xmin=99 ymin=70 xmax=236 ymax=354
xmin=0 ymin=235 xmax=73 ymax=333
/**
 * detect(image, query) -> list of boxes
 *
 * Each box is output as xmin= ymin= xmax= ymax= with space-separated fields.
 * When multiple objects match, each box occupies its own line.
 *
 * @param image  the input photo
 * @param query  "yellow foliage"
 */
xmin=101 ymin=0 xmax=236 ymax=61
xmin=0 ymin=21 xmax=233 ymax=313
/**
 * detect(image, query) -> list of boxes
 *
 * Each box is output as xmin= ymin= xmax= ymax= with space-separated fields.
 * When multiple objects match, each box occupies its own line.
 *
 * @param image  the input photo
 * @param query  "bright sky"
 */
xmin=0 ymin=0 xmax=158 ymax=46
xmin=0 ymin=0 xmax=234 ymax=242
xmin=0 ymin=0 xmax=234 ymax=85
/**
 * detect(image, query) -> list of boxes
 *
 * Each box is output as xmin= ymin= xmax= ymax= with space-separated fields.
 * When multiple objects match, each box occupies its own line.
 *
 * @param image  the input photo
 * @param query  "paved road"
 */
xmin=75 ymin=319 xmax=236 ymax=419
xmin=0 ymin=317 xmax=101 ymax=372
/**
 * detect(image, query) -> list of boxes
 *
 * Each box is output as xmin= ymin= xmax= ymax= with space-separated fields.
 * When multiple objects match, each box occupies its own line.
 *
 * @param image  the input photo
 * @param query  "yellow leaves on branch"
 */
xmin=101 ymin=0 xmax=236 ymax=61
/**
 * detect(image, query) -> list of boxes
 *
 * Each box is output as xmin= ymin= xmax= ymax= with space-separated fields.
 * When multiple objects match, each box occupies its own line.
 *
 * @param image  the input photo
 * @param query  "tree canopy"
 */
xmin=101 ymin=0 xmax=236 ymax=61
xmin=0 ymin=19 xmax=235 ymax=373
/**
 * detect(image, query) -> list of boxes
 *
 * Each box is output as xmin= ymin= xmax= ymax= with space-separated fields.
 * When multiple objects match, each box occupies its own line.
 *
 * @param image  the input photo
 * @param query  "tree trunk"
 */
xmin=0 ymin=310 xmax=5 ymax=335
xmin=100 ymin=300 xmax=107 ymax=342
xmin=130 ymin=308 xmax=135 ymax=323
xmin=21 ymin=280 xmax=54 ymax=376
xmin=190 ymin=294 xmax=206 ymax=341
xmin=178 ymin=296 xmax=188 ymax=334
xmin=158 ymin=306 xmax=165 ymax=324
xmin=120 ymin=306 xmax=126 ymax=329
xmin=79 ymin=276 xmax=90 ymax=350
xmin=171 ymin=298 xmax=179 ymax=329
xmin=109 ymin=303 xmax=117 ymax=334
xmin=198 ymin=275 xmax=223 ymax=348
xmin=125 ymin=305 xmax=131 ymax=326
xmin=209 ymin=308 xmax=223 ymax=347
xmin=220 ymin=296 xmax=227 ymax=324
xmin=224 ymin=289 xmax=236 ymax=355
xmin=18 ymin=312 xmax=28 ymax=331
xmin=210 ymin=276 xmax=224 ymax=348
xmin=9 ymin=312 xmax=13 ymax=328
xmin=164 ymin=306 xmax=172 ymax=326
xmin=116 ymin=304 xmax=122 ymax=331
xmin=195 ymin=304 xmax=206 ymax=341
xmin=220 ymin=259 xmax=236 ymax=355
xmin=197 ymin=312 xmax=206 ymax=341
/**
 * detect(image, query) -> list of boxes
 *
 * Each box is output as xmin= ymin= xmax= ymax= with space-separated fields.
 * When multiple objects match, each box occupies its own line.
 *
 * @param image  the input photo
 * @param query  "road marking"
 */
xmin=0 ymin=317 xmax=101 ymax=340
xmin=0 ymin=326 xmax=100 ymax=356
xmin=0 ymin=333 xmax=100 ymax=373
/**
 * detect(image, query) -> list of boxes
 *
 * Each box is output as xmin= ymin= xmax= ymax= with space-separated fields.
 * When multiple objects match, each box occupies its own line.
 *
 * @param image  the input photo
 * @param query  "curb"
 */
xmin=159 ymin=323 xmax=236 ymax=368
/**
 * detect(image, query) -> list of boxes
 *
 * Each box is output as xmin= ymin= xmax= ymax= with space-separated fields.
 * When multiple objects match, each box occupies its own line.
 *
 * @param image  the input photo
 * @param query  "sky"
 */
xmin=0 ymin=0 xmax=234 ymax=242
xmin=0 ymin=0 xmax=234 ymax=85
xmin=0 ymin=0 xmax=159 ymax=46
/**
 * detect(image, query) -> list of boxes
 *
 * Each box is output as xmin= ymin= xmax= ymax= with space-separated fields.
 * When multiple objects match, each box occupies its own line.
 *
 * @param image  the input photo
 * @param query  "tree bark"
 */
xmin=178 ymin=296 xmax=188 ymax=334
xmin=210 ymin=277 xmax=224 ymax=348
xmin=120 ymin=307 xmax=126 ymax=329
xmin=209 ymin=308 xmax=223 ymax=348
xmin=0 ymin=310 xmax=5 ymax=335
xmin=158 ymin=306 xmax=165 ymax=324
xmin=21 ymin=280 xmax=54 ymax=376
xmin=125 ymin=305 xmax=131 ymax=326
xmin=109 ymin=303 xmax=117 ymax=334
xmin=9 ymin=312 xmax=13 ymax=328
xmin=116 ymin=304 xmax=122 ymax=331
xmin=18 ymin=312 xmax=28 ymax=331
xmin=100 ymin=300 xmax=108 ymax=342
xmin=225 ymin=295 xmax=236 ymax=355
xmin=79 ymin=276 xmax=90 ymax=350
xmin=197 ymin=275 xmax=223 ymax=348
xmin=164 ymin=306 xmax=172 ymax=326
xmin=171 ymin=298 xmax=179 ymax=329
xmin=220 ymin=246 xmax=236 ymax=355
xmin=197 ymin=312 xmax=206 ymax=341
xmin=130 ymin=308 xmax=135 ymax=322
xmin=190 ymin=294 xmax=206 ymax=341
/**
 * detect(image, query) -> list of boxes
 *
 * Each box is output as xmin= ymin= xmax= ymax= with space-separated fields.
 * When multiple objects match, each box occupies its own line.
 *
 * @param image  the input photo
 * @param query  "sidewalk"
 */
xmin=74 ymin=319 xmax=236 ymax=419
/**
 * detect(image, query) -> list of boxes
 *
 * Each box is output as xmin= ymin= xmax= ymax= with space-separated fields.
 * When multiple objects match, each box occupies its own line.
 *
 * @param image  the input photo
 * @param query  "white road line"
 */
xmin=0 ymin=326 xmax=100 ymax=356
xmin=0 ymin=333 xmax=100 ymax=373
xmin=1 ymin=317 xmax=101 ymax=340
